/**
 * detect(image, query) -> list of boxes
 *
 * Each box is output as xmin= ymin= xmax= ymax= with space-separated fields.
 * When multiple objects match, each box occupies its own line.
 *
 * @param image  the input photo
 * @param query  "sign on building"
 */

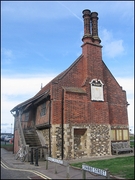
xmin=90 ymin=79 xmax=104 ymax=101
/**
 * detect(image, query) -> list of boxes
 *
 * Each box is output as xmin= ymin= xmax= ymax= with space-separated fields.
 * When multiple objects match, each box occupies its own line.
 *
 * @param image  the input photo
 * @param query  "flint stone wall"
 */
xmin=49 ymin=123 xmax=111 ymax=159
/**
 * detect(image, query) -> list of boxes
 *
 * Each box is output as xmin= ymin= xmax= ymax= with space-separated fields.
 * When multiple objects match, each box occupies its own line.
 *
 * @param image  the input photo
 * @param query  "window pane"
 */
xmin=116 ymin=129 xmax=122 ymax=140
xmin=111 ymin=130 xmax=116 ymax=140
xmin=25 ymin=112 xmax=29 ymax=121
xmin=123 ymin=129 xmax=129 ymax=140
xmin=40 ymin=103 xmax=46 ymax=116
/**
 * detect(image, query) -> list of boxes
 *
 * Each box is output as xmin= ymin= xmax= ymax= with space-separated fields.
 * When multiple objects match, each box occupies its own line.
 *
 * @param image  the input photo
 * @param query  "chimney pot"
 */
xmin=91 ymin=12 xmax=101 ymax=43
xmin=82 ymin=9 xmax=92 ymax=42
xmin=82 ymin=9 xmax=91 ymax=17
xmin=91 ymin=12 xmax=98 ymax=18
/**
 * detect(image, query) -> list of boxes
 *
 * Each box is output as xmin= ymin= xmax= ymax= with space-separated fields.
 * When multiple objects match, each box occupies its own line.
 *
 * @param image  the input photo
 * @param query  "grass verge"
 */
xmin=1 ymin=143 xmax=13 ymax=151
xmin=130 ymin=135 xmax=134 ymax=147
xmin=71 ymin=156 xmax=134 ymax=179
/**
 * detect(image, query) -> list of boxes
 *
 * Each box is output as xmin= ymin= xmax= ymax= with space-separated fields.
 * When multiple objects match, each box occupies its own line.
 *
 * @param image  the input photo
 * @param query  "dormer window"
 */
xmin=90 ymin=79 xmax=104 ymax=101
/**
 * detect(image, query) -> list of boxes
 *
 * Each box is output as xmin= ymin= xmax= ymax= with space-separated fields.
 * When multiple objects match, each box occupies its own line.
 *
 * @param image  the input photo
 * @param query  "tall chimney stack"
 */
xmin=91 ymin=12 xmax=101 ymax=43
xmin=81 ymin=9 xmax=103 ymax=82
xmin=82 ymin=9 xmax=101 ymax=44
xmin=82 ymin=9 xmax=92 ymax=43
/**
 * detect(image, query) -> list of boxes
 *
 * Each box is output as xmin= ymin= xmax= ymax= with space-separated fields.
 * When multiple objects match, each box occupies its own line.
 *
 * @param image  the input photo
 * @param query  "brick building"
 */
xmin=11 ymin=9 xmax=129 ymax=159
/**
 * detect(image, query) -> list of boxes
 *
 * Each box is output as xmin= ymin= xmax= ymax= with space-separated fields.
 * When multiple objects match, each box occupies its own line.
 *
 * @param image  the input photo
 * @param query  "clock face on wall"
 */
xmin=90 ymin=79 xmax=104 ymax=101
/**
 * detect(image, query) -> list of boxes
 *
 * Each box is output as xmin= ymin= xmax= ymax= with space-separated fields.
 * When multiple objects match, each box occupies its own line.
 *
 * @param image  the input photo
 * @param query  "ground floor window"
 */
xmin=74 ymin=128 xmax=87 ymax=150
xmin=111 ymin=128 xmax=129 ymax=141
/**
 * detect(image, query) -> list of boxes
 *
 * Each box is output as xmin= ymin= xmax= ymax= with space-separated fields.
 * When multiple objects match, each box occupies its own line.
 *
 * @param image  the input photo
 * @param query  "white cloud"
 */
xmin=1 ymin=74 xmax=134 ymax=133
xmin=116 ymin=77 xmax=134 ymax=132
xmin=2 ymin=48 xmax=13 ymax=57
xmin=116 ymin=77 xmax=134 ymax=95
xmin=1 ymin=73 xmax=57 ymax=133
xmin=100 ymin=29 xmax=125 ymax=58
xmin=1 ymin=74 xmax=56 ymax=97
xmin=2 ymin=48 xmax=14 ymax=64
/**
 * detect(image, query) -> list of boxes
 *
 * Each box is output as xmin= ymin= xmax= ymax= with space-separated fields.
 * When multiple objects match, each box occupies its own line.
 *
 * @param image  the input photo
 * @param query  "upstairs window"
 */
xmin=25 ymin=112 xmax=29 ymax=121
xmin=40 ymin=102 xmax=46 ymax=116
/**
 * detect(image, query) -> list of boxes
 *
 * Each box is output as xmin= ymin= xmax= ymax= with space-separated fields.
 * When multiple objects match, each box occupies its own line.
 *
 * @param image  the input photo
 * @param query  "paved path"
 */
xmin=1 ymin=148 xmax=133 ymax=179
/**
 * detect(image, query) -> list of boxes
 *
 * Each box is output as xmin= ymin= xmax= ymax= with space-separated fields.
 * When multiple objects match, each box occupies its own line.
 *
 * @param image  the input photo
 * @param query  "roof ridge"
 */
xmin=56 ymin=54 xmax=83 ymax=81
xmin=35 ymin=54 xmax=83 ymax=95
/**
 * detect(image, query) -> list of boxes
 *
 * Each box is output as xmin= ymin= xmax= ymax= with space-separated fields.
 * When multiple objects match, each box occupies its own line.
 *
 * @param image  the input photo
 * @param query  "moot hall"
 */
xmin=11 ymin=9 xmax=130 ymax=160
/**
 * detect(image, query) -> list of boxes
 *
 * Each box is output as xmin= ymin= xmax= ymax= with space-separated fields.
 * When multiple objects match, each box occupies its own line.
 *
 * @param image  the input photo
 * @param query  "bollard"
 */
xmin=66 ymin=164 xmax=70 ymax=179
xmin=82 ymin=169 xmax=86 ymax=179
xmin=46 ymin=154 xmax=48 ymax=170
xmin=35 ymin=148 xmax=39 ymax=166
xmin=30 ymin=148 xmax=34 ymax=164
xmin=55 ymin=163 xmax=57 ymax=174
xmin=105 ymin=168 xmax=110 ymax=179
xmin=82 ymin=163 xmax=86 ymax=179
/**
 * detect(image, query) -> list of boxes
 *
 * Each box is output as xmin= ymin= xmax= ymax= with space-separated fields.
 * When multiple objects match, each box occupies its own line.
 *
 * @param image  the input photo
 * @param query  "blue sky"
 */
xmin=1 ymin=1 xmax=134 ymax=134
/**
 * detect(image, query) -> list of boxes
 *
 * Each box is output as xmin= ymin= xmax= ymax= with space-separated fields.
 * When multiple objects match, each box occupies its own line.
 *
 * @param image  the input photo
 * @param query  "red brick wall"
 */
xmin=51 ymin=100 xmax=62 ymax=124
xmin=64 ymin=92 xmax=87 ymax=124
xmin=50 ymin=56 xmax=85 ymax=125
xmin=64 ymin=98 xmax=109 ymax=125
xmin=50 ymin=41 xmax=128 ymax=127
xmin=109 ymin=104 xmax=128 ymax=125
xmin=14 ymin=130 xmax=19 ymax=153
xmin=82 ymin=42 xmax=103 ymax=82
xmin=88 ymin=101 xmax=109 ymax=124
xmin=103 ymin=62 xmax=128 ymax=125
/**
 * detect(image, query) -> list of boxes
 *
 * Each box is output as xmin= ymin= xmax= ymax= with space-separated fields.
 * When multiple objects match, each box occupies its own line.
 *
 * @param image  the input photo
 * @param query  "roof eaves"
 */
xmin=52 ymin=54 xmax=83 ymax=82
xmin=58 ymin=54 xmax=83 ymax=80
xmin=32 ymin=55 xmax=83 ymax=97
xmin=10 ymin=90 xmax=49 ymax=112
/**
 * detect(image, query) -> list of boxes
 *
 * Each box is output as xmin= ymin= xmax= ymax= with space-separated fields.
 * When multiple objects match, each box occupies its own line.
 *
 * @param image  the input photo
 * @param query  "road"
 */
xmin=1 ymin=160 xmax=50 ymax=179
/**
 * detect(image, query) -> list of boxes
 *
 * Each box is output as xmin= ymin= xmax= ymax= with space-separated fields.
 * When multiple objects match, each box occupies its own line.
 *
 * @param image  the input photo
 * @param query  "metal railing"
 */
xmin=30 ymin=146 xmax=48 ymax=165
xmin=16 ymin=111 xmax=29 ymax=161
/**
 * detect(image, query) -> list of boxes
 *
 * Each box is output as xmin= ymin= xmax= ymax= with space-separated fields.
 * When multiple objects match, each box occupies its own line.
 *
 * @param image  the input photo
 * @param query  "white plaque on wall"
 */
xmin=90 ymin=79 xmax=104 ymax=101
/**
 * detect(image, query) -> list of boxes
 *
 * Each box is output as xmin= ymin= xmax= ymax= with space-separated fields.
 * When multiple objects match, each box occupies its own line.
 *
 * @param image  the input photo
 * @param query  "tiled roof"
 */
xmin=11 ymin=54 xmax=83 ymax=112
xmin=10 ymin=90 xmax=49 ymax=112
xmin=34 ymin=54 xmax=83 ymax=97
xmin=52 ymin=55 xmax=83 ymax=81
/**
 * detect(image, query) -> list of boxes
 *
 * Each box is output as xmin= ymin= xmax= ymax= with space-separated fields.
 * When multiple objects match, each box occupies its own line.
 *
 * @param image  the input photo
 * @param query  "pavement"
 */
xmin=1 ymin=148 xmax=134 ymax=179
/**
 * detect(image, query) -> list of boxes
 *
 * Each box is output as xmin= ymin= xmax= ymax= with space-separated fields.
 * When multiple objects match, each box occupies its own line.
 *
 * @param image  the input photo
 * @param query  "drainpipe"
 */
xmin=61 ymin=89 xmax=64 ymax=159
xmin=13 ymin=115 xmax=15 ymax=154
xmin=11 ymin=111 xmax=16 ymax=154
xmin=49 ymin=98 xmax=51 ymax=157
